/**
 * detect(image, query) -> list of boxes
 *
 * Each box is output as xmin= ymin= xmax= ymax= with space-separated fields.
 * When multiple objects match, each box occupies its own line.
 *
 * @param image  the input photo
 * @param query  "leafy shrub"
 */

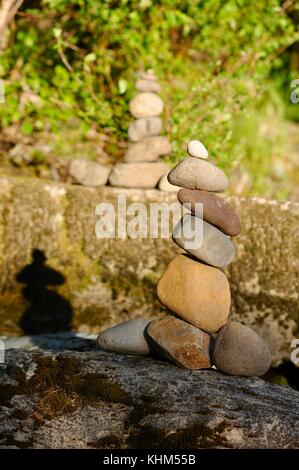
xmin=0 ymin=0 xmax=298 ymax=194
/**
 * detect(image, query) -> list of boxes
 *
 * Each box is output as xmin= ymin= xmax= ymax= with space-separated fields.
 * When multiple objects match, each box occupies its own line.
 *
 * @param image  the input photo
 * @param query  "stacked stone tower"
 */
xmin=109 ymin=70 xmax=170 ymax=189
xmin=147 ymin=140 xmax=272 ymax=375
xmin=98 ymin=140 xmax=272 ymax=378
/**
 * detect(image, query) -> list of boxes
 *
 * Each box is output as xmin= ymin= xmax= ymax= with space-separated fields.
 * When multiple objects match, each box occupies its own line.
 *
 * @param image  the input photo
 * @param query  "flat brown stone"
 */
xmin=157 ymin=254 xmax=231 ymax=333
xmin=178 ymin=189 xmax=241 ymax=236
xmin=146 ymin=317 xmax=211 ymax=369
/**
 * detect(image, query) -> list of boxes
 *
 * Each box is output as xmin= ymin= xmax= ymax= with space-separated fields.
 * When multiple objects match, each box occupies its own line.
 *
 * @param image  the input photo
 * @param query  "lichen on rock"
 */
xmin=0 ymin=349 xmax=298 ymax=449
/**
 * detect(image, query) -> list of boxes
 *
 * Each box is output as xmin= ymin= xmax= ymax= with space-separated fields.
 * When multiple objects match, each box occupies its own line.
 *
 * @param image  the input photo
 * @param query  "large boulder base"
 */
xmin=0 ymin=176 xmax=298 ymax=366
xmin=0 ymin=348 xmax=298 ymax=449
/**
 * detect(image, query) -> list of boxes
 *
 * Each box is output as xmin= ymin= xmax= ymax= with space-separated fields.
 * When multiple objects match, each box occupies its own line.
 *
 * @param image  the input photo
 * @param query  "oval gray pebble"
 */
xmin=124 ymin=136 xmax=171 ymax=162
xmin=168 ymin=157 xmax=228 ymax=192
xmin=187 ymin=140 xmax=208 ymax=159
xmin=97 ymin=318 xmax=151 ymax=355
xmin=69 ymin=159 xmax=112 ymax=187
xmin=128 ymin=117 xmax=162 ymax=142
xmin=172 ymin=214 xmax=236 ymax=268
xmin=213 ymin=321 xmax=272 ymax=377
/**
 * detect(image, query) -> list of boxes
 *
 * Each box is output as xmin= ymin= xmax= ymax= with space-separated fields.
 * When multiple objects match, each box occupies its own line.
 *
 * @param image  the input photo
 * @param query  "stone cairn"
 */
xmin=108 ymin=69 xmax=172 ymax=189
xmin=69 ymin=70 xmax=175 ymax=190
xmin=97 ymin=141 xmax=272 ymax=377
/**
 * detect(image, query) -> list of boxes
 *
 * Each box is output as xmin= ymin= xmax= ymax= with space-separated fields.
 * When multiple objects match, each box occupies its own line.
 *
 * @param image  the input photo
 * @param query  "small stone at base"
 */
xmin=146 ymin=317 xmax=211 ymax=369
xmin=97 ymin=318 xmax=151 ymax=355
xmin=213 ymin=321 xmax=272 ymax=376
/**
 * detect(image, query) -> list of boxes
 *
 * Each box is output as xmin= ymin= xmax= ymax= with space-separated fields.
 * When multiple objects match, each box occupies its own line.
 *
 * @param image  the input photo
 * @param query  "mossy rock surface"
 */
xmin=0 ymin=349 xmax=298 ymax=449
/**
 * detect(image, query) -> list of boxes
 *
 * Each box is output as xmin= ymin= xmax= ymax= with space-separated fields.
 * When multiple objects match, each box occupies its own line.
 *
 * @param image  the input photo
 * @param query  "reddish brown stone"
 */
xmin=146 ymin=317 xmax=211 ymax=369
xmin=178 ymin=189 xmax=241 ymax=236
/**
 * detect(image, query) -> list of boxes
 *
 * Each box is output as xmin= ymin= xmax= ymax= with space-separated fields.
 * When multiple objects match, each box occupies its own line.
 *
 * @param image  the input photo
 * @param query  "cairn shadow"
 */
xmin=17 ymin=249 xmax=73 ymax=336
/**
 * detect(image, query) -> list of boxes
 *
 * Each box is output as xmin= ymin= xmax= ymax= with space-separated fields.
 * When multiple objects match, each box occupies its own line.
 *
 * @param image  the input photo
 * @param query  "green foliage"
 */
xmin=0 ymin=0 xmax=298 ymax=194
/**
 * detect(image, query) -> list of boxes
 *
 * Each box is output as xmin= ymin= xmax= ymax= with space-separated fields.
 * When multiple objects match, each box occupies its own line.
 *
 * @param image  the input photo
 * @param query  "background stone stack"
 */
xmin=97 ymin=139 xmax=273 ymax=378
xmin=109 ymin=70 xmax=170 ymax=189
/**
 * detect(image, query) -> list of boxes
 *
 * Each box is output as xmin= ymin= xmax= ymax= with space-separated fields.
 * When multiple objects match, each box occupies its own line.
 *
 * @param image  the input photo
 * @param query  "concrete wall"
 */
xmin=0 ymin=175 xmax=298 ymax=364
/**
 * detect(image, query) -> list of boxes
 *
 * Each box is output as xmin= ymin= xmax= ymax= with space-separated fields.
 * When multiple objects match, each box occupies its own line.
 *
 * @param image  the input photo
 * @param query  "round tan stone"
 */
xmin=187 ymin=140 xmax=208 ymax=159
xmin=129 ymin=92 xmax=164 ymax=118
xmin=146 ymin=317 xmax=211 ymax=369
xmin=135 ymin=79 xmax=161 ymax=93
xmin=157 ymin=254 xmax=231 ymax=333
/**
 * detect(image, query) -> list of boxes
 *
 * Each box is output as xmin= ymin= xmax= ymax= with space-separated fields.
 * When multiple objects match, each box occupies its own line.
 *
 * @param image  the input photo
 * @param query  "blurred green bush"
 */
xmin=0 ymin=0 xmax=298 ymax=194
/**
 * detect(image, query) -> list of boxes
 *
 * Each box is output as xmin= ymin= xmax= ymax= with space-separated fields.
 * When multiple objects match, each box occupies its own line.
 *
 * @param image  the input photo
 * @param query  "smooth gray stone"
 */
xmin=187 ymin=140 xmax=208 ymax=159
xmin=135 ymin=79 xmax=161 ymax=93
xmin=213 ymin=321 xmax=272 ymax=377
xmin=109 ymin=161 xmax=168 ymax=188
xmin=69 ymin=159 xmax=111 ymax=187
xmin=168 ymin=157 xmax=228 ymax=192
xmin=97 ymin=318 xmax=151 ymax=355
xmin=172 ymin=213 xmax=236 ymax=268
xmin=128 ymin=116 xmax=162 ymax=142
xmin=124 ymin=136 xmax=171 ymax=162
xmin=158 ymin=172 xmax=180 ymax=192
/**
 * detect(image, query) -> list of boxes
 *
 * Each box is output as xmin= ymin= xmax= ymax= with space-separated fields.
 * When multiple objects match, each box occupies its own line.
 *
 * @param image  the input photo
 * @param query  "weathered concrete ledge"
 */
xmin=0 ymin=349 xmax=298 ymax=449
xmin=0 ymin=175 xmax=298 ymax=365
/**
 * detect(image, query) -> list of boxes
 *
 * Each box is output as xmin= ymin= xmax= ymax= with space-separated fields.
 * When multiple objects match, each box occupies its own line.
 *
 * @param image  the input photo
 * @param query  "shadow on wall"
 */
xmin=16 ymin=249 xmax=73 ymax=335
